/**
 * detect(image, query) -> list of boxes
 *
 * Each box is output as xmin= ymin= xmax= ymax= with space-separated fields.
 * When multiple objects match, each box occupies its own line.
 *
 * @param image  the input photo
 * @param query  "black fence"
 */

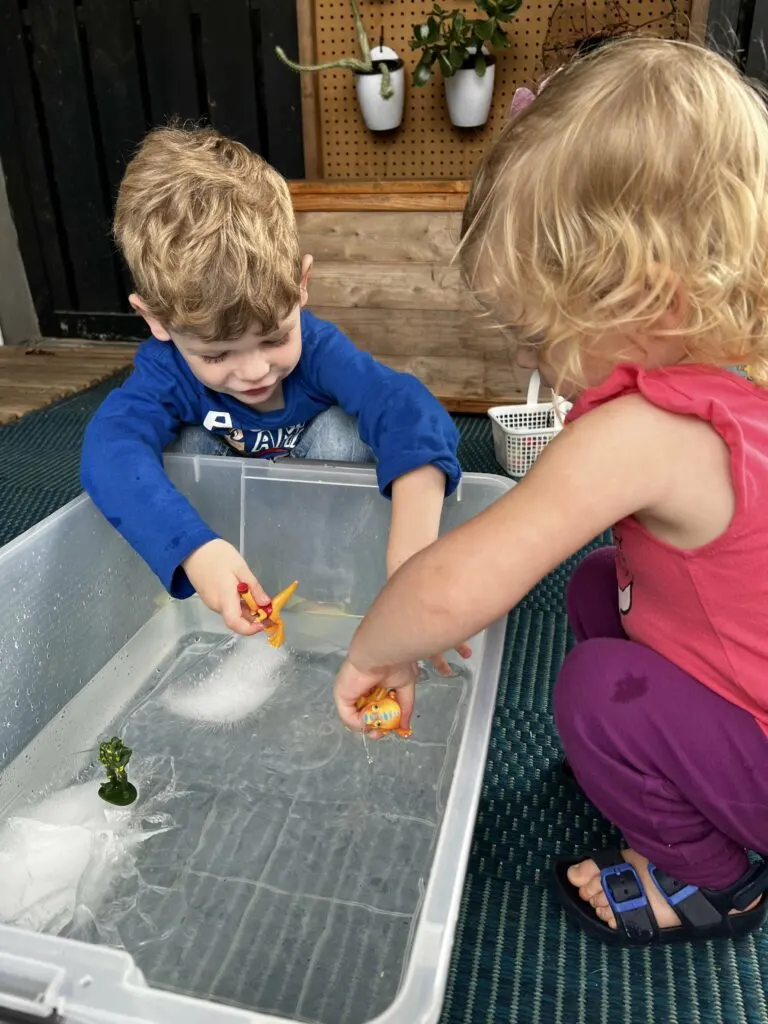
xmin=0 ymin=0 xmax=304 ymax=340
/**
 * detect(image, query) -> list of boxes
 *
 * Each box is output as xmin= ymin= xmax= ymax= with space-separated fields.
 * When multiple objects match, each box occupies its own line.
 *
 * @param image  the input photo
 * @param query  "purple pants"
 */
xmin=554 ymin=547 xmax=768 ymax=888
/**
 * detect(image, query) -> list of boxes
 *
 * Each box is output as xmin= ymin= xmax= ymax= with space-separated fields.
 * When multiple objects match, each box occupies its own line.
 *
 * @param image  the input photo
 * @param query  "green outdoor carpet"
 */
xmin=0 ymin=376 xmax=766 ymax=1024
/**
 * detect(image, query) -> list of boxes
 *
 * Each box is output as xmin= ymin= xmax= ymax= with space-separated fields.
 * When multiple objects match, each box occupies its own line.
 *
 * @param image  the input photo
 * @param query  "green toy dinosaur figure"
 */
xmin=97 ymin=737 xmax=138 ymax=806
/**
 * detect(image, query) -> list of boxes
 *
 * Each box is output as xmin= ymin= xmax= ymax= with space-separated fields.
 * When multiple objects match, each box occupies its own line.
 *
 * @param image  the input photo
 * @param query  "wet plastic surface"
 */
xmin=0 ymin=601 xmax=472 ymax=1024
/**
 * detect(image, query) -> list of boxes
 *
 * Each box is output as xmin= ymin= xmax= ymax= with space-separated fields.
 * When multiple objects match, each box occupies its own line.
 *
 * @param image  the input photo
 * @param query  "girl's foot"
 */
xmin=568 ymin=848 xmax=763 ymax=930
xmin=568 ymin=848 xmax=682 ymax=929
xmin=555 ymin=846 xmax=768 ymax=945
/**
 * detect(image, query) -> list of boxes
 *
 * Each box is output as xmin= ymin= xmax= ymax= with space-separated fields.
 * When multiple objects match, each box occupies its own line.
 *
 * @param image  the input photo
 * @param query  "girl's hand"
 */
xmin=334 ymin=658 xmax=419 ymax=733
xmin=182 ymin=538 xmax=271 ymax=636
xmin=429 ymin=642 xmax=473 ymax=677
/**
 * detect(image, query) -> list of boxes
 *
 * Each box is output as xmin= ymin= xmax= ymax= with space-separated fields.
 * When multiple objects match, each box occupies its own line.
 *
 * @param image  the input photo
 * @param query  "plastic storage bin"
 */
xmin=0 ymin=457 xmax=511 ymax=1024
xmin=488 ymin=371 xmax=572 ymax=477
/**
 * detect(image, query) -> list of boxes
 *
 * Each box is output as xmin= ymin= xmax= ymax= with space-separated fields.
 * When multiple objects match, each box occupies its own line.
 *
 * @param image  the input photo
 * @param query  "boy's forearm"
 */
xmin=386 ymin=465 xmax=447 ymax=576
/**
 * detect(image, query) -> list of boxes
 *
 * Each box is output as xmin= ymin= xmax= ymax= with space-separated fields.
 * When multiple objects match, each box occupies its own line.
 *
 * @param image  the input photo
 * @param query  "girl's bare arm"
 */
xmin=347 ymin=395 xmax=681 ymax=673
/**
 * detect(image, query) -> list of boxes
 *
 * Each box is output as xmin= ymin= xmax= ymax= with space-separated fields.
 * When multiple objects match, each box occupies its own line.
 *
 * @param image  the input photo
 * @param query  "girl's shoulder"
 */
xmin=568 ymin=363 xmax=768 ymax=426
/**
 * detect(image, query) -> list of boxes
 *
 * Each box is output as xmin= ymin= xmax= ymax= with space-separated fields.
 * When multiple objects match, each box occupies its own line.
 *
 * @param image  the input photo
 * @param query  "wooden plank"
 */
xmin=298 ymin=211 xmax=461 ymax=264
xmin=687 ymin=0 xmax=711 ymax=42
xmin=81 ymin=0 xmax=147 ymax=200
xmin=27 ymin=0 xmax=122 ymax=311
xmin=259 ymin=0 xmax=305 ymax=178
xmin=293 ymin=192 xmax=469 ymax=212
xmin=138 ymin=0 xmax=199 ymax=124
xmin=309 ymin=307 xmax=510 ymax=356
xmin=12 ymin=338 xmax=139 ymax=353
xmin=378 ymin=354 xmax=525 ymax=411
xmin=288 ymin=182 xmax=468 ymax=211
xmin=0 ymin=0 xmax=69 ymax=320
xmin=290 ymin=181 xmax=470 ymax=214
xmin=310 ymin=262 xmax=467 ymax=311
xmin=198 ymin=0 xmax=260 ymax=152
xmin=295 ymin=0 xmax=322 ymax=178
xmin=291 ymin=180 xmax=470 ymax=196
xmin=0 ymin=343 xmax=134 ymax=424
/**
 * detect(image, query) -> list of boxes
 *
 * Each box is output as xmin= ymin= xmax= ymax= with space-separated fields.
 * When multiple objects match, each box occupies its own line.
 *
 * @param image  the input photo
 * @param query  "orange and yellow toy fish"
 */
xmin=355 ymin=686 xmax=412 ymax=738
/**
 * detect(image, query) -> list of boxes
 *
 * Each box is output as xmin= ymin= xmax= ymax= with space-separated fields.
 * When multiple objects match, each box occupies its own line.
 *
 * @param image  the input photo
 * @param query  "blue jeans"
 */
xmin=168 ymin=406 xmax=374 ymax=463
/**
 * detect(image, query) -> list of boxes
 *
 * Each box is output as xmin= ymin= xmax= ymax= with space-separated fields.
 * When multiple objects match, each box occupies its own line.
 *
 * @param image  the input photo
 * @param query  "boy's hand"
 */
xmin=182 ymin=539 xmax=271 ymax=636
xmin=334 ymin=658 xmax=419 ymax=734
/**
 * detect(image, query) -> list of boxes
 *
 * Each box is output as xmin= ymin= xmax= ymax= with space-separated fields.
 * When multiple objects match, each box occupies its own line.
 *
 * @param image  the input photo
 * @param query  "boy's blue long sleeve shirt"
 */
xmin=81 ymin=311 xmax=461 ymax=598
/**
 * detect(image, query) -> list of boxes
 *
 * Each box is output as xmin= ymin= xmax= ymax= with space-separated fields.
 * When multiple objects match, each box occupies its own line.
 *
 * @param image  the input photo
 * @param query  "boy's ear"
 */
xmin=299 ymin=255 xmax=314 ymax=308
xmin=129 ymin=293 xmax=172 ymax=341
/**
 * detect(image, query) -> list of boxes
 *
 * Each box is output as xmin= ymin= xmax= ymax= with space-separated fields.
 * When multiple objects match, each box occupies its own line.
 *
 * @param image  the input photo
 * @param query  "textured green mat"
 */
xmin=0 ymin=377 xmax=766 ymax=1024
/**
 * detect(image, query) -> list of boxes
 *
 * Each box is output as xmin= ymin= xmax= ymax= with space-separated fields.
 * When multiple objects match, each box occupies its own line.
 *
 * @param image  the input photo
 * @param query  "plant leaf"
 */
xmin=438 ymin=51 xmax=454 ymax=77
xmin=449 ymin=44 xmax=466 ymax=68
xmin=474 ymin=18 xmax=495 ymax=41
xmin=413 ymin=59 xmax=432 ymax=86
xmin=474 ymin=52 xmax=487 ymax=77
xmin=378 ymin=64 xmax=394 ymax=99
xmin=492 ymin=26 xmax=510 ymax=47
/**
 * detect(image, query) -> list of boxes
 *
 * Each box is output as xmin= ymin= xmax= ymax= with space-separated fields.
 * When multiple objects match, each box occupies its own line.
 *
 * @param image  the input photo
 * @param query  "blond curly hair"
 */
xmin=459 ymin=39 xmax=768 ymax=387
xmin=114 ymin=124 xmax=301 ymax=341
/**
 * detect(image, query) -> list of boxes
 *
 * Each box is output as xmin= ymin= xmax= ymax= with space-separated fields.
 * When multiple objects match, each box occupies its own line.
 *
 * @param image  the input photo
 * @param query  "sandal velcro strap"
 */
xmin=648 ymin=865 xmax=722 ymax=929
xmin=593 ymin=849 xmax=657 ymax=941
xmin=719 ymin=860 xmax=768 ymax=911
xmin=649 ymin=858 xmax=768 ymax=931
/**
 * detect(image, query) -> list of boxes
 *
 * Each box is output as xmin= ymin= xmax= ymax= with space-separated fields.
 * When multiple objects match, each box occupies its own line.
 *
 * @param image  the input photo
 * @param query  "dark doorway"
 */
xmin=0 ymin=0 xmax=304 ymax=340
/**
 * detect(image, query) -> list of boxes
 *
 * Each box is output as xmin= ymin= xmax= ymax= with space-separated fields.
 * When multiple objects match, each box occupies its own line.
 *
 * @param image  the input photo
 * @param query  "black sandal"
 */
xmin=554 ymin=847 xmax=768 ymax=945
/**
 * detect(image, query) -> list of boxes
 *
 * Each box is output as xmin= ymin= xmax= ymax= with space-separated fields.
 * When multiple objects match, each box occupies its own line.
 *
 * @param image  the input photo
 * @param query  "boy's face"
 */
xmin=131 ymin=256 xmax=311 ymax=407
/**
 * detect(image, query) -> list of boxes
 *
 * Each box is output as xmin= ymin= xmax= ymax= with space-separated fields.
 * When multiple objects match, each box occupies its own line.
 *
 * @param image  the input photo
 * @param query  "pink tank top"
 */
xmin=568 ymin=364 xmax=768 ymax=735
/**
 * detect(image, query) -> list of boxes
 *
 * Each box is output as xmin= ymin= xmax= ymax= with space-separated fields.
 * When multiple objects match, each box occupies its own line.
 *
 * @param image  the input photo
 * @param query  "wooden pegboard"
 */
xmin=299 ymin=0 xmax=695 ymax=180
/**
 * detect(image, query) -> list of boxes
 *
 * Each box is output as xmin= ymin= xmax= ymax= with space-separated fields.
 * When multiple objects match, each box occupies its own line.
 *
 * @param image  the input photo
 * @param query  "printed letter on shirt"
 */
xmin=203 ymin=411 xmax=233 ymax=431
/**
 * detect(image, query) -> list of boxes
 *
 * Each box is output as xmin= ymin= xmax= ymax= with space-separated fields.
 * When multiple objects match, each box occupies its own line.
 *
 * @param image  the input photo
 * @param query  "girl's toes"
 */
xmin=567 ymin=858 xmax=600 ymax=888
xmin=581 ymin=874 xmax=606 ymax=901
xmin=595 ymin=903 xmax=617 ymax=928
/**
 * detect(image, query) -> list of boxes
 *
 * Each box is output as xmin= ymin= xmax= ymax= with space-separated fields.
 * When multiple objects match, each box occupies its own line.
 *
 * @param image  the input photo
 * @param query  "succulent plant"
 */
xmin=411 ymin=0 xmax=522 ymax=86
xmin=277 ymin=0 xmax=396 ymax=100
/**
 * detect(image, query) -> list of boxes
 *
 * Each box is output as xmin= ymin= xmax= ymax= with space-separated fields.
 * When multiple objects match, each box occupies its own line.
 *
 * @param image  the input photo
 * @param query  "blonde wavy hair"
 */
xmin=459 ymin=38 xmax=768 ymax=387
xmin=114 ymin=124 xmax=301 ymax=341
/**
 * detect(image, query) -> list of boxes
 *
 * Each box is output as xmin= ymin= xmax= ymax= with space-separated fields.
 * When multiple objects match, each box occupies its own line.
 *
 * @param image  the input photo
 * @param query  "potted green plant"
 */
xmin=410 ymin=0 xmax=521 ymax=127
xmin=276 ymin=1 xmax=405 ymax=132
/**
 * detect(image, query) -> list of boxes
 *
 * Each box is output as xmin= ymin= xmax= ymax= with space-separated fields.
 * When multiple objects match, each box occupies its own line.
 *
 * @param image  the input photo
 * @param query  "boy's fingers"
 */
xmin=221 ymin=591 xmax=261 ymax=636
xmin=456 ymin=643 xmax=473 ymax=660
xmin=243 ymin=573 xmax=271 ymax=607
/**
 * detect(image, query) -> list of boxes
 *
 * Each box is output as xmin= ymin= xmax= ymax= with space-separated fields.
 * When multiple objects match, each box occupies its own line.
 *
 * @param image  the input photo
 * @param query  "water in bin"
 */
xmin=0 ymin=597 xmax=472 ymax=1024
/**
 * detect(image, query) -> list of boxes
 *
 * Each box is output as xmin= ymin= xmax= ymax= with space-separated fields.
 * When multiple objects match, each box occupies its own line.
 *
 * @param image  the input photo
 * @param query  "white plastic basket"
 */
xmin=488 ymin=371 xmax=572 ymax=478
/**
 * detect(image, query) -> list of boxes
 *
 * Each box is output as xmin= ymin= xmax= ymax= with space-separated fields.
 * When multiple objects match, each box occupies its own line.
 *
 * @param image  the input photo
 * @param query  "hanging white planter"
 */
xmin=444 ymin=46 xmax=496 ymax=128
xmin=355 ymin=46 xmax=405 ymax=132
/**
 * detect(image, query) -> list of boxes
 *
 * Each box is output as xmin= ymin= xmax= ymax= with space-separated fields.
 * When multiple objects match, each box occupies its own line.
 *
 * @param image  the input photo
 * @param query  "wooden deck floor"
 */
xmin=0 ymin=332 xmax=523 ymax=425
xmin=0 ymin=342 xmax=137 ymax=425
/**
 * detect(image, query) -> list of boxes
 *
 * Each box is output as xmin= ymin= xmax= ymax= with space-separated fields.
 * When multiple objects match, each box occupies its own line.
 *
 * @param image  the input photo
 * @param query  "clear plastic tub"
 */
xmin=0 ymin=457 xmax=511 ymax=1024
